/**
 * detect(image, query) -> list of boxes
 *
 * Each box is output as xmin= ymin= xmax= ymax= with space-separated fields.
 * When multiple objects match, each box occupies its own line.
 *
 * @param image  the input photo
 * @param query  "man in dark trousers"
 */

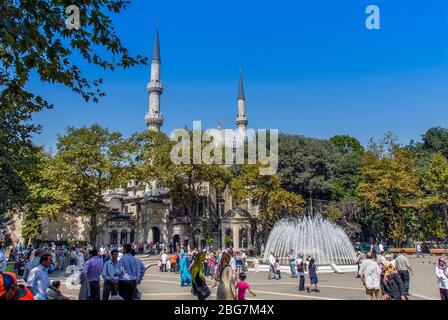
xmin=395 ymin=250 xmax=413 ymax=296
xmin=81 ymin=249 xmax=103 ymax=300
xmin=116 ymin=244 xmax=144 ymax=300
xmin=101 ymin=249 xmax=120 ymax=300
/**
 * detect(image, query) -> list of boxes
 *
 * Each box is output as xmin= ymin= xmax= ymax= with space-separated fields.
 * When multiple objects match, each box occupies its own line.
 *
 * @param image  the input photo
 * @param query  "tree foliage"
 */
xmin=357 ymin=138 xmax=420 ymax=244
xmin=278 ymin=134 xmax=362 ymax=202
xmin=278 ymin=134 xmax=339 ymax=200
xmin=28 ymin=124 xmax=129 ymax=244
xmin=0 ymin=0 xmax=146 ymax=225
xmin=128 ymin=130 xmax=231 ymax=247
xmin=416 ymin=152 xmax=448 ymax=240
xmin=230 ymin=163 xmax=305 ymax=236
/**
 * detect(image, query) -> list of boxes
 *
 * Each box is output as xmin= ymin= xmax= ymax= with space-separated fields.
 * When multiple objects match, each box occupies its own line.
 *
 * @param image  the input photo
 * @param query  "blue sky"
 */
xmin=30 ymin=0 xmax=448 ymax=149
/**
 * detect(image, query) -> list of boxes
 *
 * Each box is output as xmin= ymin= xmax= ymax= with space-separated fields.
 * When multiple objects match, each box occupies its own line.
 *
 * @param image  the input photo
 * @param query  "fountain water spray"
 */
xmin=263 ymin=215 xmax=356 ymax=265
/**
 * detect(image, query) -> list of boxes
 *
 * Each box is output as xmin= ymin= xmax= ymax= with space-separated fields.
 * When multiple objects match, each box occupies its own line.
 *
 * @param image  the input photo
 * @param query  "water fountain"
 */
xmin=263 ymin=215 xmax=356 ymax=265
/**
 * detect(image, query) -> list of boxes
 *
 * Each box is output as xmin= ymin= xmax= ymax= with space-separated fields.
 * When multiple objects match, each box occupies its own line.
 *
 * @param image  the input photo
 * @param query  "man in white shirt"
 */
xmin=228 ymin=249 xmax=237 ymax=279
xmin=241 ymin=251 xmax=247 ymax=271
xmin=26 ymin=254 xmax=60 ymax=300
xmin=435 ymin=257 xmax=448 ymax=300
xmin=99 ymin=246 xmax=106 ymax=258
xmin=378 ymin=243 xmax=384 ymax=253
xmin=77 ymin=249 xmax=85 ymax=269
xmin=416 ymin=243 xmax=424 ymax=258
xmin=288 ymin=249 xmax=297 ymax=278
xmin=377 ymin=251 xmax=387 ymax=263
xmin=160 ymin=251 xmax=168 ymax=272
xmin=268 ymin=252 xmax=276 ymax=280
xmin=359 ymin=252 xmax=382 ymax=300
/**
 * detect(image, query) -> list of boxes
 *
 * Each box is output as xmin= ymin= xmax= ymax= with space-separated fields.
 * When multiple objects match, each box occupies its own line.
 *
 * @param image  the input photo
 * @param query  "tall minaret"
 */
xmin=236 ymin=69 xmax=248 ymax=135
xmin=145 ymin=26 xmax=164 ymax=132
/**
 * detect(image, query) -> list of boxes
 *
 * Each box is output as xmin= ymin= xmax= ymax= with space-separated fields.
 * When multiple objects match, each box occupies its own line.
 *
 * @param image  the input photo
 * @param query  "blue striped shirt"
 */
xmin=102 ymin=259 xmax=120 ymax=281
xmin=117 ymin=254 xmax=144 ymax=281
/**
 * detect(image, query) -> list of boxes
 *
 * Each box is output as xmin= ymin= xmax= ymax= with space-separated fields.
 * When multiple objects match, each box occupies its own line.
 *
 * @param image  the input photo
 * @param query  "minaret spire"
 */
xmin=152 ymin=25 xmax=161 ymax=61
xmin=236 ymin=68 xmax=248 ymax=134
xmin=145 ymin=25 xmax=164 ymax=132
xmin=238 ymin=68 xmax=245 ymax=100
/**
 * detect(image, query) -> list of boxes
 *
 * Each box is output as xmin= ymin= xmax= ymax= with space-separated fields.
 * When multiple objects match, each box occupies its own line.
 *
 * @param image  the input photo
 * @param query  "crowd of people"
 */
xmin=356 ymin=249 xmax=448 ymax=300
xmin=267 ymin=249 xmax=319 ymax=293
xmin=1 ymin=240 xmax=447 ymax=301
xmin=0 ymin=241 xmax=146 ymax=301
xmin=155 ymin=247 xmax=255 ymax=300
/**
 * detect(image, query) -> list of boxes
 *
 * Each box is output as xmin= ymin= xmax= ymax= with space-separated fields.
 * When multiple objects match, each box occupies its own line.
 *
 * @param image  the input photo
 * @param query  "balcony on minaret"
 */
xmin=145 ymin=111 xmax=164 ymax=126
xmin=236 ymin=114 xmax=248 ymax=126
xmin=147 ymin=80 xmax=164 ymax=94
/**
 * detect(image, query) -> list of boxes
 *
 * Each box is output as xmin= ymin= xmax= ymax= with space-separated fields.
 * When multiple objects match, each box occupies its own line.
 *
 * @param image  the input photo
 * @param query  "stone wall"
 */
xmin=40 ymin=213 xmax=90 ymax=242
xmin=5 ymin=213 xmax=24 ymax=244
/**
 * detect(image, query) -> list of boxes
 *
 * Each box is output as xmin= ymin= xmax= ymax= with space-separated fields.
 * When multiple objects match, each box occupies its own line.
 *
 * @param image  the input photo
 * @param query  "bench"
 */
xmin=429 ymin=249 xmax=447 ymax=255
xmin=389 ymin=248 xmax=416 ymax=254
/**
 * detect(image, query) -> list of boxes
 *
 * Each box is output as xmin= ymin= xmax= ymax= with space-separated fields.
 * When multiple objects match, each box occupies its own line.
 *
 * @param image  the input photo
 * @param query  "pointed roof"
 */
xmin=238 ymin=69 xmax=245 ymax=100
xmin=152 ymin=26 xmax=161 ymax=61
xmin=222 ymin=208 xmax=253 ymax=219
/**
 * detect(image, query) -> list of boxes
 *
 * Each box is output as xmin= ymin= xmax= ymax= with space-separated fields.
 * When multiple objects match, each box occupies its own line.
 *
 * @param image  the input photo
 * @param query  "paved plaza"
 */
xmin=23 ymin=255 xmax=444 ymax=300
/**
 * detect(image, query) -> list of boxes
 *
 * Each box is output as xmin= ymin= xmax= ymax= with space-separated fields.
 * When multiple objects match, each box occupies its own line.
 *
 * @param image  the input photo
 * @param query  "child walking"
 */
xmin=253 ymin=256 xmax=259 ymax=274
xmin=275 ymin=257 xmax=281 ymax=280
xmin=235 ymin=272 xmax=256 ymax=300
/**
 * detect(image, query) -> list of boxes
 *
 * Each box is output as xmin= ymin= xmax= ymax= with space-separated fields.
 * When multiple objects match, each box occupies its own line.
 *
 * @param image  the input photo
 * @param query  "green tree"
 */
xmin=421 ymin=127 xmax=448 ymax=157
xmin=324 ymin=202 xmax=343 ymax=223
xmin=0 ymin=119 xmax=39 ymax=232
xmin=21 ymin=148 xmax=78 ymax=242
xmin=329 ymin=135 xmax=363 ymax=154
xmin=37 ymin=124 xmax=129 ymax=244
xmin=230 ymin=163 xmax=305 ymax=239
xmin=128 ymin=130 xmax=230 ymax=248
xmin=357 ymin=136 xmax=420 ymax=245
xmin=278 ymin=134 xmax=340 ymax=200
xmin=278 ymin=133 xmax=363 ymax=202
xmin=417 ymin=152 xmax=448 ymax=240
xmin=0 ymin=0 xmax=146 ymax=223
xmin=329 ymin=135 xmax=363 ymax=200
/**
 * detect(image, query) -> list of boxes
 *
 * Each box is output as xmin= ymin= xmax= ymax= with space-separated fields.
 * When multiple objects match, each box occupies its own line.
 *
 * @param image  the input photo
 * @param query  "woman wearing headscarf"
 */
xmin=380 ymin=260 xmax=406 ymax=300
xmin=435 ymin=257 xmax=448 ymax=300
xmin=190 ymin=252 xmax=210 ymax=300
xmin=296 ymin=253 xmax=306 ymax=291
xmin=306 ymin=257 xmax=319 ymax=293
xmin=179 ymin=253 xmax=192 ymax=287
xmin=216 ymin=252 xmax=236 ymax=300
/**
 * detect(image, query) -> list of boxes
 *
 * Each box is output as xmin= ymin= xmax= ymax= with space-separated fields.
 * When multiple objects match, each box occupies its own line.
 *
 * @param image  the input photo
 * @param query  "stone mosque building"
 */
xmin=8 ymin=27 xmax=260 ymax=251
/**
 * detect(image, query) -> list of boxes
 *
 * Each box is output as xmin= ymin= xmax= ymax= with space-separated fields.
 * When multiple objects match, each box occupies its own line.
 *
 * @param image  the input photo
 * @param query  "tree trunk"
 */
xmin=187 ymin=225 xmax=195 ymax=249
xmin=90 ymin=211 xmax=98 ymax=247
xmin=187 ymin=202 xmax=197 ymax=249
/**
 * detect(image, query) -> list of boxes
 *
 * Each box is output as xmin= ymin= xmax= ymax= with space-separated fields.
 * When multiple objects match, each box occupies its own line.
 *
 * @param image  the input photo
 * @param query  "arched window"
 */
xmin=110 ymin=230 xmax=118 ymax=245
xmin=224 ymin=228 xmax=233 ymax=248
xmin=173 ymin=234 xmax=180 ymax=247
xmin=193 ymin=229 xmax=201 ymax=249
xmin=239 ymin=228 xmax=248 ymax=249
xmin=120 ymin=230 xmax=128 ymax=244
xmin=151 ymin=226 xmax=160 ymax=244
